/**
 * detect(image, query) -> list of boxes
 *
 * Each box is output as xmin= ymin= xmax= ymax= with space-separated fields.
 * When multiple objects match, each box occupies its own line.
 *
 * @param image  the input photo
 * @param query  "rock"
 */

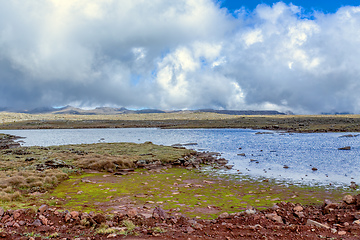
xmin=153 ymin=206 xmax=167 ymax=220
xmin=70 ymin=211 xmax=80 ymax=219
xmin=343 ymin=195 xmax=356 ymax=204
xmin=219 ymin=212 xmax=230 ymax=219
xmin=294 ymin=211 xmax=305 ymax=218
xmin=0 ymin=207 xmax=4 ymax=217
xmin=32 ymin=219 xmax=42 ymax=227
xmin=13 ymin=209 xmax=22 ymax=219
xmin=338 ymin=146 xmax=351 ymax=150
xmin=265 ymin=213 xmax=283 ymax=224
xmin=185 ymin=226 xmax=195 ymax=233
xmin=127 ymin=208 xmax=138 ymax=217
xmin=353 ymin=220 xmax=360 ymax=224
xmin=64 ymin=213 xmax=72 ymax=222
xmin=245 ymin=207 xmax=257 ymax=215
xmin=311 ymin=167 xmax=318 ymax=171
xmin=38 ymin=204 xmax=48 ymax=214
xmin=237 ymin=153 xmax=246 ymax=156
xmin=93 ymin=213 xmax=106 ymax=224
xmin=39 ymin=215 xmax=48 ymax=225
xmin=338 ymin=231 xmax=347 ymax=235
xmin=306 ymin=219 xmax=330 ymax=229
xmin=139 ymin=213 xmax=152 ymax=219
xmin=283 ymin=165 xmax=289 ymax=169
xmin=293 ymin=205 xmax=303 ymax=212
xmin=225 ymin=165 xmax=234 ymax=169
xmin=350 ymin=182 xmax=358 ymax=190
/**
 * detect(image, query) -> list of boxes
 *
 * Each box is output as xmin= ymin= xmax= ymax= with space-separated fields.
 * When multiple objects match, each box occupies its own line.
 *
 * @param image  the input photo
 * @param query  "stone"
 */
xmin=265 ymin=213 xmax=283 ymax=224
xmin=32 ymin=219 xmax=42 ymax=227
xmin=38 ymin=204 xmax=48 ymax=215
xmin=64 ymin=213 xmax=72 ymax=222
xmin=152 ymin=206 xmax=167 ymax=219
xmin=139 ymin=213 xmax=152 ymax=219
xmin=294 ymin=211 xmax=305 ymax=218
xmin=0 ymin=207 xmax=4 ymax=217
xmin=127 ymin=208 xmax=138 ymax=217
xmin=13 ymin=222 xmax=20 ymax=228
xmin=219 ymin=212 xmax=230 ymax=219
xmin=245 ymin=207 xmax=257 ymax=215
xmin=293 ymin=205 xmax=303 ymax=212
xmin=39 ymin=215 xmax=48 ymax=225
xmin=343 ymin=195 xmax=356 ymax=204
xmin=13 ymin=209 xmax=22 ymax=219
xmin=338 ymin=231 xmax=347 ymax=235
xmin=185 ymin=226 xmax=195 ymax=233
xmin=338 ymin=146 xmax=351 ymax=150
xmin=306 ymin=219 xmax=330 ymax=229
xmin=354 ymin=212 xmax=360 ymax=220
xmin=93 ymin=213 xmax=106 ymax=224
xmin=70 ymin=211 xmax=80 ymax=219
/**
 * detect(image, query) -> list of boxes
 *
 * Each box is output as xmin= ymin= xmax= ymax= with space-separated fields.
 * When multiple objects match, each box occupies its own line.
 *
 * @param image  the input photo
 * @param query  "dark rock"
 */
xmin=38 ymin=204 xmax=48 ymax=215
xmin=93 ymin=213 xmax=106 ymax=224
xmin=338 ymin=146 xmax=351 ymax=150
xmin=153 ymin=206 xmax=167 ymax=220
xmin=32 ymin=219 xmax=42 ymax=226
xmin=0 ymin=207 xmax=4 ymax=217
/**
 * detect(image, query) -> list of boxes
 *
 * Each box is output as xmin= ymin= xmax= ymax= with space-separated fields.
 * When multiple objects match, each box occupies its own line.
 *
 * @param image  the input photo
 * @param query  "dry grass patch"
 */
xmin=0 ymin=169 xmax=68 ymax=201
xmin=75 ymin=154 xmax=137 ymax=172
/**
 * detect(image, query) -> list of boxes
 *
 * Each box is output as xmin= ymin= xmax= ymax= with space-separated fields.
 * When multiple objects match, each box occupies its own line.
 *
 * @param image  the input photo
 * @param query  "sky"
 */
xmin=1 ymin=1 xmax=360 ymax=114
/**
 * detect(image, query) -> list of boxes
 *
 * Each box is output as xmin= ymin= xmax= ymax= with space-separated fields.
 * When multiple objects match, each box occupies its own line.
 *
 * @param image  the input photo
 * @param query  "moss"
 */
xmin=49 ymin=167 xmax=353 ymax=219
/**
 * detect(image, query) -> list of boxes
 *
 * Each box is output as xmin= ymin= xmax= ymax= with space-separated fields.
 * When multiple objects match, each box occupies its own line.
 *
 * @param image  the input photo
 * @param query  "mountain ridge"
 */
xmin=0 ymin=106 xmax=288 ymax=115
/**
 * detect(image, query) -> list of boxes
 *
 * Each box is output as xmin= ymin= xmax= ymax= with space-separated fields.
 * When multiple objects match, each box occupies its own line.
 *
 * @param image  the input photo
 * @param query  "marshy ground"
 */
xmin=1 ymin=113 xmax=360 ymax=238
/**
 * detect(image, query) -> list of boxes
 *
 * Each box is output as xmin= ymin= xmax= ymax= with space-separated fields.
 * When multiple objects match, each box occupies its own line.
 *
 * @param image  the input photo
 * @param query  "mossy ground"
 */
xmin=50 ymin=167 xmax=357 ymax=219
xmin=1 ymin=141 xmax=359 ymax=219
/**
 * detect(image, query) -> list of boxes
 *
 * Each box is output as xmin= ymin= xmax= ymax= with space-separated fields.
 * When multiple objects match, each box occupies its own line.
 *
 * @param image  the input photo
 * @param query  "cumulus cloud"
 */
xmin=0 ymin=0 xmax=360 ymax=113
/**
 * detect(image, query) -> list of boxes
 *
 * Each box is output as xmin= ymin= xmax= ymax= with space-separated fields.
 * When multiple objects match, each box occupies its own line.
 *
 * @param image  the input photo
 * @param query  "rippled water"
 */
xmin=1 ymin=128 xmax=359 ymax=186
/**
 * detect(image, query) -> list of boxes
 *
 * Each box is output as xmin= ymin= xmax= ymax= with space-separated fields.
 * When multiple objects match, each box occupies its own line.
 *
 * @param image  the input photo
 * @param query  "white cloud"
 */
xmin=0 ymin=1 xmax=360 ymax=113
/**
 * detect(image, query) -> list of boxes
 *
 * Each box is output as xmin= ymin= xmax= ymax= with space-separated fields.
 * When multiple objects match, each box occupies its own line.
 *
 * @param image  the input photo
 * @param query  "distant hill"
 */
xmin=0 ymin=106 xmax=287 ymax=115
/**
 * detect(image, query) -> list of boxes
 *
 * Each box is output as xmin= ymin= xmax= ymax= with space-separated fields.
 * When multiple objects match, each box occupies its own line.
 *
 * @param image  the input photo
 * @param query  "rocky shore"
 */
xmin=1 ymin=194 xmax=360 ymax=239
xmin=0 ymin=134 xmax=21 ymax=150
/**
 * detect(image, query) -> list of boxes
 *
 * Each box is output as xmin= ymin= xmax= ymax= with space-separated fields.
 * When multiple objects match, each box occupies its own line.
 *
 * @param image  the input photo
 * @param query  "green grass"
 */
xmin=50 ymin=167 xmax=354 ymax=219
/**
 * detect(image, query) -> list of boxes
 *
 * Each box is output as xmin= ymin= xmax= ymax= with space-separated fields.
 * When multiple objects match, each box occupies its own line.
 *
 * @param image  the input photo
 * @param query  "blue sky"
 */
xmin=221 ymin=0 xmax=360 ymax=13
xmin=1 ymin=0 xmax=360 ymax=114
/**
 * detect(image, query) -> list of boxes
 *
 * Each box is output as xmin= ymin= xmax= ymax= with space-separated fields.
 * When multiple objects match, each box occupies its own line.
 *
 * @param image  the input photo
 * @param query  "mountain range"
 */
xmin=0 ymin=106 xmax=288 ymax=115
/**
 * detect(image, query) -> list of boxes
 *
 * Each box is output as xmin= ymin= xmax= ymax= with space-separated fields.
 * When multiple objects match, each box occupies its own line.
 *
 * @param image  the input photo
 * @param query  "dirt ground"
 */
xmin=1 ymin=194 xmax=360 ymax=239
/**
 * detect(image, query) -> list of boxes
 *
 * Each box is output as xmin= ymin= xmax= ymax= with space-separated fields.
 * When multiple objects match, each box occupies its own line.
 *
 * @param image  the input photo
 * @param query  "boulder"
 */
xmin=343 ymin=195 xmax=356 ymax=205
xmin=265 ymin=213 xmax=283 ymax=223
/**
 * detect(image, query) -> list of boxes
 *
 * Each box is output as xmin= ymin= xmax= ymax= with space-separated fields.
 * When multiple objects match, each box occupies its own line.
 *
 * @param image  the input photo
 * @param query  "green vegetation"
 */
xmin=0 ymin=140 xmax=359 ymax=219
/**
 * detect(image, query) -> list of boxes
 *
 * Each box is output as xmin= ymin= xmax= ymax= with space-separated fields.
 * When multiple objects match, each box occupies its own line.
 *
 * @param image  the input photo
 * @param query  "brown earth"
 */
xmin=1 ymin=194 xmax=360 ymax=239
xmin=1 ymin=114 xmax=360 ymax=133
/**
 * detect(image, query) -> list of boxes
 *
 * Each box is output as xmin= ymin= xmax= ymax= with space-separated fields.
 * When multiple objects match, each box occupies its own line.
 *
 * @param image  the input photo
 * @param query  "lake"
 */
xmin=1 ymin=128 xmax=359 ymax=187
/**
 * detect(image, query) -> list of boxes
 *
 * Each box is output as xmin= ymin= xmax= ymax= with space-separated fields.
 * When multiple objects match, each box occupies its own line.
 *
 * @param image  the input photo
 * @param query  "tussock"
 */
xmin=75 ymin=154 xmax=136 ymax=171
xmin=0 ymin=169 xmax=69 ymax=201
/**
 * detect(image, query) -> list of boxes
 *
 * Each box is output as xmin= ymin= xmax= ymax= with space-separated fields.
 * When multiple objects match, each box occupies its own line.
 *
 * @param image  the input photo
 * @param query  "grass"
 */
xmin=49 ymin=167 xmax=357 ymax=219
xmin=1 ymin=112 xmax=360 ymax=132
